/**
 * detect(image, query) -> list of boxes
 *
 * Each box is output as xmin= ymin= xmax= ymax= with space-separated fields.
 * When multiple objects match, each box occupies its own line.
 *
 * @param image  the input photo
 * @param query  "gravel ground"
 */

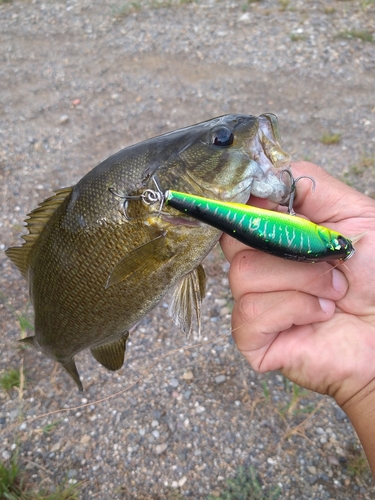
xmin=1 ymin=0 xmax=375 ymax=498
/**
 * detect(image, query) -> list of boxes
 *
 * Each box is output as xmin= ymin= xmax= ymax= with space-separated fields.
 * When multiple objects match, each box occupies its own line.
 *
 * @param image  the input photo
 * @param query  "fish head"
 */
xmin=157 ymin=113 xmax=292 ymax=206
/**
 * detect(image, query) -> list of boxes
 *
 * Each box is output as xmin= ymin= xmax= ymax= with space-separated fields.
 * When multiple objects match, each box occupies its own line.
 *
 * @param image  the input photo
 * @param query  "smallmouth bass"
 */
xmin=6 ymin=113 xmax=291 ymax=390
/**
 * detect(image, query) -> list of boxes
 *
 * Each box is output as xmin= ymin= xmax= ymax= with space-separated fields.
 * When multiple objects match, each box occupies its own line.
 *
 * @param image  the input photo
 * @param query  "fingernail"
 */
xmin=332 ymin=269 xmax=348 ymax=294
xmin=318 ymin=298 xmax=335 ymax=314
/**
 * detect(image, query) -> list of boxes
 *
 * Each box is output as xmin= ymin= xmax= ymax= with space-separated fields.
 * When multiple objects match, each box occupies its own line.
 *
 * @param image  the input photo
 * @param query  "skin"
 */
xmin=220 ymin=161 xmax=375 ymax=476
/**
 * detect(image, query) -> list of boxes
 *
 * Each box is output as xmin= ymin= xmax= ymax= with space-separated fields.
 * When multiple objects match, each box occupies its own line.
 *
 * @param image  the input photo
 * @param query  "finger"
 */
xmin=290 ymin=162 xmax=375 ymax=224
xmin=220 ymin=232 xmax=255 ymax=263
xmin=231 ymin=290 xmax=335 ymax=371
xmin=228 ymin=250 xmax=348 ymax=302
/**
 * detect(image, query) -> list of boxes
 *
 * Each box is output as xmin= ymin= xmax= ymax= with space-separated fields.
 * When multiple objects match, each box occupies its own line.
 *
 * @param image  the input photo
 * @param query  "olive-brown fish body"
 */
xmin=6 ymin=114 xmax=291 ymax=390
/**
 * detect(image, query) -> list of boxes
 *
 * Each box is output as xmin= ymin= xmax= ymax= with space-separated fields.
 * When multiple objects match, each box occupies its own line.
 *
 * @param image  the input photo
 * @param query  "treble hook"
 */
xmin=280 ymin=169 xmax=316 ymax=215
xmin=108 ymin=175 xmax=165 ymax=220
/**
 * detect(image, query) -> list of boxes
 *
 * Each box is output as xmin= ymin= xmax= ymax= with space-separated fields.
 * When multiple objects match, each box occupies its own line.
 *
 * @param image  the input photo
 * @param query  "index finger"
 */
xmin=290 ymin=162 xmax=374 ymax=224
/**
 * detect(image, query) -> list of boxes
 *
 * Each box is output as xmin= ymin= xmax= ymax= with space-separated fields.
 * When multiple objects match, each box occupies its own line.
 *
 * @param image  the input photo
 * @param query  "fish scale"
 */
xmin=6 ymin=113 xmax=291 ymax=390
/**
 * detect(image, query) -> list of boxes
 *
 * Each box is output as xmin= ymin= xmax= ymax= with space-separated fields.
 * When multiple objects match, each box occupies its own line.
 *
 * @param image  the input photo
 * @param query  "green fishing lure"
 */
xmin=162 ymin=190 xmax=355 ymax=263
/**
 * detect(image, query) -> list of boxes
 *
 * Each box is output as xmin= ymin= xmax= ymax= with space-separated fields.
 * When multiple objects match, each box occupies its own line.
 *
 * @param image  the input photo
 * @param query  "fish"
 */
xmin=159 ymin=190 xmax=355 ymax=262
xmin=6 ymin=113 xmax=292 ymax=390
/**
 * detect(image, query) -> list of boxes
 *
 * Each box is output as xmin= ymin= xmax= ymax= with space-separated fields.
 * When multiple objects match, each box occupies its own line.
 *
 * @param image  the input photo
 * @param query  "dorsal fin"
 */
xmin=5 ymin=187 xmax=73 ymax=279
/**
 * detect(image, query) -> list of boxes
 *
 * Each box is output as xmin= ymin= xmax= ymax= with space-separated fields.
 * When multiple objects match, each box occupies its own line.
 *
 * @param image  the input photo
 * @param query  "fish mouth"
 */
xmin=160 ymin=213 xmax=203 ymax=227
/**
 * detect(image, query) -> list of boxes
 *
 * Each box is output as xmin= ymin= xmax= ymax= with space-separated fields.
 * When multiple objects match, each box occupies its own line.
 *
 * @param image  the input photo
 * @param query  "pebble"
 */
xmin=335 ymin=407 xmax=348 ymax=421
xmin=179 ymin=476 xmax=187 ymax=487
xmin=220 ymin=306 xmax=231 ymax=316
xmin=195 ymin=406 xmax=205 ymax=414
xmin=169 ymin=378 xmax=179 ymax=388
xmin=155 ymin=443 xmax=168 ymax=455
xmin=51 ymin=441 xmax=61 ymax=452
xmin=59 ymin=114 xmax=69 ymax=124
xmin=214 ymin=374 xmax=226 ymax=385
xmin=80 ymin=435 xmax=91 ymax=444
xmin=182 ymin=371 xmax=194 ymax=381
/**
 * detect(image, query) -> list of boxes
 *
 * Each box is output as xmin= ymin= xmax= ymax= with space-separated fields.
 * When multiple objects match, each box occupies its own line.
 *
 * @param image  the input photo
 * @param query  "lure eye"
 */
xmin=210 ymin=126 xmax=234 ymax=147
xmin=337 ymin=236 xmax=348 ymax=249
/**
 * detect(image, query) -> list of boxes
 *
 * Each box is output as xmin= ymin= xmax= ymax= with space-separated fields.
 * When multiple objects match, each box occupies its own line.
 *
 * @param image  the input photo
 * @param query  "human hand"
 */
xmin=220 ymin=161 xmax=375 ymax=408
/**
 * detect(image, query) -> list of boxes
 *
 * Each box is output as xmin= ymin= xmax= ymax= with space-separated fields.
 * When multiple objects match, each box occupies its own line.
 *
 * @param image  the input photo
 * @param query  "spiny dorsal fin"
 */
xmin=5 ymin=187 xmax=73 ymax=279
xmin=168 ymin=264 xmax=206 ymax=338
xmin=90 ymin=332 xmax=130 ymax=371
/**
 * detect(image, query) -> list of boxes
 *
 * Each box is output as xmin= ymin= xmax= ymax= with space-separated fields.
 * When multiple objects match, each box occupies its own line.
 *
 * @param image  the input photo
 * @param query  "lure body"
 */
xmin=164 ymin=190 xmax=355 ymax=262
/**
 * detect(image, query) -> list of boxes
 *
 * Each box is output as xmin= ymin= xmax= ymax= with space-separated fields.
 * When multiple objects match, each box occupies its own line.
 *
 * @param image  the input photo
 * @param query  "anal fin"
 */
xmin=90 ymin=332 xmax=130 ymax=371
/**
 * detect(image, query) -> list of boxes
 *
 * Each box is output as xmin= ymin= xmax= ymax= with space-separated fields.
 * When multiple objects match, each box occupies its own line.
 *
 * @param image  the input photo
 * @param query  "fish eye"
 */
xmin=210 ymin=126 xmax=234 ymax=147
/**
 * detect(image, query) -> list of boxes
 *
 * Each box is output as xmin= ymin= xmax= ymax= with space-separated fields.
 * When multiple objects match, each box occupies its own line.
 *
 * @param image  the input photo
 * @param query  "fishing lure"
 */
xmin=162 ymin=190 xmax=355 ymax=262
xmin=135 ymin=181 xmax=355 ymax=263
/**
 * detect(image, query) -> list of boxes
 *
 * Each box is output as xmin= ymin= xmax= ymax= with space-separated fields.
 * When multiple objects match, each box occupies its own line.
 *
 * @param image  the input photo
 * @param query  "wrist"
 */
xmin=340 ymin=378 xmax=375 ymax=477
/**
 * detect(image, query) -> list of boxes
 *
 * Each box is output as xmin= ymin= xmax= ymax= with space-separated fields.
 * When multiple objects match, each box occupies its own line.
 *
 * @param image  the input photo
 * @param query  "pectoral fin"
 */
xmin=168 ymin=264 xmax=206 ymax=337
xmin=106 ymin=231 xmax=171 ymax=288
xmin=90 ymin=332 xmax=130 ymax=371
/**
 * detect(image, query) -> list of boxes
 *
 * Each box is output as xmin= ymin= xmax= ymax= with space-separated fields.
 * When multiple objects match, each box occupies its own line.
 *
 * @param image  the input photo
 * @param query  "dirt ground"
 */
xmin=1 ymin=0 xmax=375 ymax=498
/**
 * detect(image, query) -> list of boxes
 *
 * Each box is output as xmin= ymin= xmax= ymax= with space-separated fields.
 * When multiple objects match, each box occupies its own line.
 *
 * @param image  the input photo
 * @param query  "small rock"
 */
xmin=169 ymin=378 xmax=179 ymax=388
xmin=80 ymin=435 xmax=91 ymax=445
xmin=195 ymin=405 xmax=205 ymax=414
xmin=214 ymin=375 xmax=226 ymax=385
xmin=72 ymin=98 xmax=81 ymax=106
xmin=215 ymin=298 xmax=227 ymax=307
xmin=155 ymin=442 xmax=168 ymax=455
xmin=151 ymin=420 xmax=159 ymax=428
xmin=152 ymin=430 xmax=160 ymax=439
xmin=182 ymin=371 xmax=194 ymax=381
xmin=327 ymin=455 xmax=340 ymax=466
xmin=307 ymin=465 xmax=317 ymax=475
xmin=59 ymin=115 xmax=69 ymax=125
xmin=51 ymin=441 xmax=61 ymax=452
xmin=2 ymin=450 xmax=11 ymax=460
xmin=220 ymin=306 xmax=230 ymax=316
xmin=179 ymin=476 xmax=187 ymax=487
xmin=67 ymin=469 xmax=78 ymax=478
xmin=224 ymin=447 xmax=233 ymax=456
xmin=335 ymin=407 xmax=348 ymax=421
